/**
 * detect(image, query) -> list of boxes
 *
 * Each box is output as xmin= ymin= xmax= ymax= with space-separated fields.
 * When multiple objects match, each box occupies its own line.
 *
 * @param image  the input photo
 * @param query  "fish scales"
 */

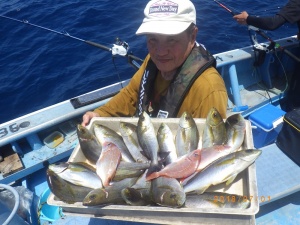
xmin=77 ymin=124 xmax=102 ymax=164
xmin=94 ymin=123 xmax=135 ymax=162
xmin=137 ymin=111 xmax=159 ymax=166
xmin=183 ymin=149 xmax=262 ymax=194
xmin=151 ymin=176 xmax=186 ymax=208
xmin=46 ymin=169 xmax=93 ymax=204
xmin=48 ymin=162 xmax=102 ymax=189
xmin=121 ymin=169 xmax=152 ymax=206
xmin=225 ymin=113 xmax=246 ymax=152
xmin=146 ymin=148 xmax=201 ymax=181
xmin=202 ymin=107 xmax=227 ymax=148
xmin=96 ymin=142 xmax=122 ymax=187
xmin=175 ymin=112 xmax=199 ymax=157
xmin=119 ymin=121 xmax=149 ymax=163
xmin=83 ymin=177 xmax=138 ymax=206
xmin=157 ymin=122 xmax=178 ymax=165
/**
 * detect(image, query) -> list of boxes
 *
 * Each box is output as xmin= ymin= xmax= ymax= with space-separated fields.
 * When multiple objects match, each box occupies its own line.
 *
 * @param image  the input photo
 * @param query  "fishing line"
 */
xmin=213 ymin=0 xmax=239 ymax=16
xmin=213 ymin=0 xmax=297 ymax=104
xmin=0 ymin=14 xmax=143 ymax=66
xmin=213 ymin=0 xmax=300 ymax=63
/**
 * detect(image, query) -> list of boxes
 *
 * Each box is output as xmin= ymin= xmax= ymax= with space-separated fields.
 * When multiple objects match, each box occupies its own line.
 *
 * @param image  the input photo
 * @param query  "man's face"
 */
xmin=146 ymin=27 xmax=197 ymax=75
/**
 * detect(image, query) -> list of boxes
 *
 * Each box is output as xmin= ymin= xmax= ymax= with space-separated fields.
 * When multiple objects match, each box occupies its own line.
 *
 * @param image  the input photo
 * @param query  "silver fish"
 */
xmin=113 ymin=161 xmax=150 ymax=181
xmin=184 ymin=192 xmax=250 ymax=209
xmin=83 ymin=177 xmax=138 ymax=206
xmin=137 ymin=111 xmax=159 ymax=166
xmin=183 ymin=149 xmax=262 ymax=194
xmin=77 ymin=124 xmax=102 ymax=164
xmin=121 ymin=170 xmax=152 ymax=206
xmin=181 ymin=145 xmax=232 ymax=185
xmin=157 ymin=123 xmax=178 ymax=165
xmin=46 ymin=169 xmax=93 ymax=204
xmin=225 ymin=113 xmax=246 ymax=152
xmin=151 ymin=176 xmax=186 ymax=208
xmin=119 ymin=121 xmax=149 ymax=163
xmin=48 ymin=162 xmax=102 ymax=189
xmin=202 ymin=107 xmax=227 ymax=148
xmin=94 ymin=123 xmax=135 ymax=162
xmin=175 ymin=111 xmax=199 ymax=157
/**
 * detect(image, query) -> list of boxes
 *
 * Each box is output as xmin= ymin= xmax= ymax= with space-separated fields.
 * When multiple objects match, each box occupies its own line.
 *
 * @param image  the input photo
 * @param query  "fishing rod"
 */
xmin=0 ymin=14 xmax=143 ymax=69
xmin=213 ymin=0 xmax=238 ymax=16
xmin=213 ymin=0 xmax=300 ymax=63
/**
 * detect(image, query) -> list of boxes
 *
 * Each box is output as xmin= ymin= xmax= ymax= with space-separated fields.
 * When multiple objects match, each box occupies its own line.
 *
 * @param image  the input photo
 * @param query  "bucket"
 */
xmin=38 ymin=188 xmax=63 ymax=222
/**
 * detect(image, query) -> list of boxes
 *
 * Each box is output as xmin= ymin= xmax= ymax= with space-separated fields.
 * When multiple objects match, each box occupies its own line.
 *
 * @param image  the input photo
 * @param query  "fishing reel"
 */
xmin=248 ymin=26 xmax=275 ymax=67
xmin=111 ymin=37 xmax=129 ymax=57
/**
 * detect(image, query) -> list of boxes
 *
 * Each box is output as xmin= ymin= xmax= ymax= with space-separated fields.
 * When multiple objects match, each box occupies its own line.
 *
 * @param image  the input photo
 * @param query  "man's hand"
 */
xmin=233 ymin=11 xmax=249 ymax=25
xmin=81 ymin=111 xmax=100 ymax=126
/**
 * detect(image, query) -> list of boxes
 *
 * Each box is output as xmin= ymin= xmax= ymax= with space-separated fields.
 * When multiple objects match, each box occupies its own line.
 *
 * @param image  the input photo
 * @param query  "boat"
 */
xmin=1 ymin=27 xmax=300 ymax=224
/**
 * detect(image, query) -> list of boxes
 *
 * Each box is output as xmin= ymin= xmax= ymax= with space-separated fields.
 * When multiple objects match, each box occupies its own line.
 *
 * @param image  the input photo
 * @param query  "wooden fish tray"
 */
xmin=0 ymin=145 xmax=24 ymax=177
xmin=48 ymin=117 xmax=259 ymax=225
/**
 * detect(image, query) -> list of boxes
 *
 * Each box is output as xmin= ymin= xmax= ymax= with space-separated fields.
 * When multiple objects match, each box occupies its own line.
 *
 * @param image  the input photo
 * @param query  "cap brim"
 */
xmin=136 ymin=21 xmax=192 ymax=35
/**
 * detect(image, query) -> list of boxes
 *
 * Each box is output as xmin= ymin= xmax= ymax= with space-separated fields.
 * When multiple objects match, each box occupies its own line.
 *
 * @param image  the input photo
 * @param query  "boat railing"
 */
xmin=214 ymin=35 xmax=299 ymax=114
xmin=0 ymin=80 xmax=129 ymax=150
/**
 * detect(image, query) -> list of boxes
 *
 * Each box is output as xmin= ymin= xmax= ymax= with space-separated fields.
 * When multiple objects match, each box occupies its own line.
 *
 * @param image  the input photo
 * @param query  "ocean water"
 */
xmin=0 ymin=0 xmax=297 ymax=124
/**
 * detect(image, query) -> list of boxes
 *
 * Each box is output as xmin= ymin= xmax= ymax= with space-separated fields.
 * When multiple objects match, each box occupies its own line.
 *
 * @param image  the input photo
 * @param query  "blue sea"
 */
xmin=0 ymin=0 xmax=297 ymax=124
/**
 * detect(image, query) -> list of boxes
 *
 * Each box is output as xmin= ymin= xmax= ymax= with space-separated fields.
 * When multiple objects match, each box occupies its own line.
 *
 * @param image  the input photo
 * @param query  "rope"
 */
xmin=0 ymin=184 xmax=20 ymax=225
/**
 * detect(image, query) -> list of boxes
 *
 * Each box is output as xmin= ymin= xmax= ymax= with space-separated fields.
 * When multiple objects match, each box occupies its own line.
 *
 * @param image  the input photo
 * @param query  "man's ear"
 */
xmin=191 ymin=27 xmax=198 ymax=42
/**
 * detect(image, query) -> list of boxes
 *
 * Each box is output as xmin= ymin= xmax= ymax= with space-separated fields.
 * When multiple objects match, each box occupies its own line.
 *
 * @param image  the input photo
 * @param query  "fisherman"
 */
xmin=233 ymin=0 xmax=300 ymax=111
xmin=82 ymin=0 xmax=228 ymax=126
xmin=233 ymin=0 xmax=300 ymax=39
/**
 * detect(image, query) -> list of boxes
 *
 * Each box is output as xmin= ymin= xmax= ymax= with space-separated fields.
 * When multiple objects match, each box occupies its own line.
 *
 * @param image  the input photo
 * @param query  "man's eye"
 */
xmin=168 ymin=39 xmax=176 ymax=44
xmin=148 ymin=38 xmax=156 ymax=44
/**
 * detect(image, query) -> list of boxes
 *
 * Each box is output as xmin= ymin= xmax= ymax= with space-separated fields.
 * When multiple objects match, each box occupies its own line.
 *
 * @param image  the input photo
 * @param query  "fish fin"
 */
xmin=146 ymin=164 xmax=162 ymax=177
xmin=158 ymin=151 xmax=171 ymax=162
xmin=145 ymin=171 xmax=159 ymax=181
xmin=139 ymin=151 xmax=151 ymax=160
xmin=194 ymin=186 xmax=210 ymax=195
xmin=225 ymin=174 xmax=238 ymax=185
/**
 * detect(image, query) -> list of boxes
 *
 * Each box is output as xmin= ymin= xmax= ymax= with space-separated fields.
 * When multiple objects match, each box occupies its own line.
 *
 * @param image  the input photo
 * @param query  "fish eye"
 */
xmin=90 ymin=194 xmax=97 ymax=200
xmin=194 ymin=152 xmax=200 ymax=157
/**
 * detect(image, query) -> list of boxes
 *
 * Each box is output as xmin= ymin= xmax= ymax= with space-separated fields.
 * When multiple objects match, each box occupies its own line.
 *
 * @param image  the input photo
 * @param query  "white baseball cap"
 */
xmin=136 ymin=0 xmax=196 ymax=35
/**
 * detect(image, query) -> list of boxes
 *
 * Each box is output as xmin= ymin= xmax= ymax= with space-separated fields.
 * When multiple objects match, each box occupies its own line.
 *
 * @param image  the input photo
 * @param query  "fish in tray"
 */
xmin=181 ymin=145 xmax=233 ymax=185
xmin=146 ymin=148 xmax=202 ymax=181
xmin=157 ymin=122 xmax=178 ymax=165
xmin=225 ymin=113 xmax=246 ymax=152
xmin=48 ymin=161 xmax=103 ymax=189
xmin=47 ymin=109 xmax=256 ymax=209
xmin=175 ymin=111 xmax=199 ymax=157
xmin=94 ymin=123 xmax=135 ymax=162
xmin=96 ymin=142 xmax=122 ymax=187
xmin=119 ymin=121 xmax=149 ymax=163
xmin=83 ymin=177 xmax=139 ymax=206
xmin=47 ymin=168 xmax=93 ymax=204
xmin=137 ymin=111 xmax=160 ymax=172
xmin=183 ymin=149 xmax=262 ymax=194
xmin=202 ymin=107 xmax=227 ymax=148
xmin=77 ymin=124 xmax=102 ymax=164
xmin=150 ymin=176 xmax=186 ymax=208
xmin=113 ymin=161 xmax=150 ymax=181
xmin=121 ymin=169 xmax=152 ymax=206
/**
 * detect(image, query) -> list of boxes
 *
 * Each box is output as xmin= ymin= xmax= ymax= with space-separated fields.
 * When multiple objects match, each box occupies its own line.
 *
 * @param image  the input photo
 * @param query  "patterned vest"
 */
xmin=135 ymin=45 xmax=216 ymax=118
